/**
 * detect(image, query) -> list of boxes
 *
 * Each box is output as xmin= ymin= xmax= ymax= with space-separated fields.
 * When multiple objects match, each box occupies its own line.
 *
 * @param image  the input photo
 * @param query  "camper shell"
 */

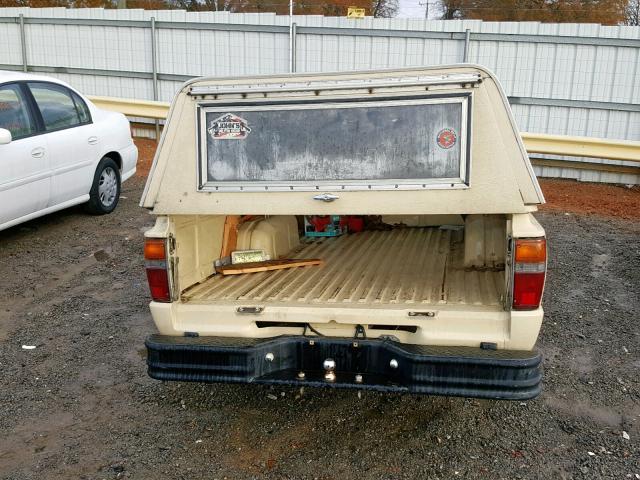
xmin=141 ymin=65 xmax=547 ymax=400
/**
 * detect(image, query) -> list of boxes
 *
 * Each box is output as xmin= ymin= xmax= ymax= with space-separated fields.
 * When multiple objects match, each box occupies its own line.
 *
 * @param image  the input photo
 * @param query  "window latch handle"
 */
xmin=313 ymin=193 xmax=339 ymax=202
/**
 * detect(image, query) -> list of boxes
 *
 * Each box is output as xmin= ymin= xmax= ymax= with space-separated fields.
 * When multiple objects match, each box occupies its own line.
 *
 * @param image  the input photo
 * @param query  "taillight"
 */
xmin=512 ymin=238 xmax=546 ymax=310
xmin=144 ymin=238 xmax=171 ymax=302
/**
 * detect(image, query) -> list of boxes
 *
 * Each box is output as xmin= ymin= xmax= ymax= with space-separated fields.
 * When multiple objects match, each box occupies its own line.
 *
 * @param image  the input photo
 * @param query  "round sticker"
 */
xmin=436 ymin=128 xmax=457 ymax=149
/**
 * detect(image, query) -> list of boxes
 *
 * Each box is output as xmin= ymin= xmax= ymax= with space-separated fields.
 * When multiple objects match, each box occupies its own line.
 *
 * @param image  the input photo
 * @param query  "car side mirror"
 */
xmin=0 ymin=128 xmax=12 ymax=145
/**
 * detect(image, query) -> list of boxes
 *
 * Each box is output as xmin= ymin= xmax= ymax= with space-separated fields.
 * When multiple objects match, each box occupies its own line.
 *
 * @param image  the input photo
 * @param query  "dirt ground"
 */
xmin=539 ymin=179 xmax=640 ymax=221
xmin=0 ymin=140 xmax=639 ymax=479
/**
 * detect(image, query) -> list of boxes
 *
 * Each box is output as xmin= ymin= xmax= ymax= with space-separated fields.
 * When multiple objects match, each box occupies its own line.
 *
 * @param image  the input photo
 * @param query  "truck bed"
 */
xmin=181 ymin=227 xmax=505 ymax=309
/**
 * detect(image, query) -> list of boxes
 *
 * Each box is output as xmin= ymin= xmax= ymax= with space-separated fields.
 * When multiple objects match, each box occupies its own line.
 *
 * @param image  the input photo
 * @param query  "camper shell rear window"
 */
xmin=197 ymin=94 xmax=471 ymax=192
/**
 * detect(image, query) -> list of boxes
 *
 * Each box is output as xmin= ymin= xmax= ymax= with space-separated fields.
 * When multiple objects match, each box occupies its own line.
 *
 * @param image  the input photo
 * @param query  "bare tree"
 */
xmin=372 ymin=0 xmax=398 ymax=17
xmin=440 ymin=0 xmax=463 ymax=18
xmin=626 ymin=0 xmax=640 ymax=24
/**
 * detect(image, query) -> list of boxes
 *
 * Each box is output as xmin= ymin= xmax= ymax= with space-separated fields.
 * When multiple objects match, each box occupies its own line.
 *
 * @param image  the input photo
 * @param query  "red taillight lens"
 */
xmin=144 ymin=237 xmax=171 ymax=303
xmin=512 ymin=238 xmax=546 ymax=310
xmin=513 ymin=271 xmax=545 ymax=309
xmin=146 ymin=267 xmax=171 ymax=302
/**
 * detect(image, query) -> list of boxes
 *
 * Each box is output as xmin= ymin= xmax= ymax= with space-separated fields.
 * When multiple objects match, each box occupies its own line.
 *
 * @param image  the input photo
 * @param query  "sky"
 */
xmin=396 ymin=0 xmax=440 ymax=18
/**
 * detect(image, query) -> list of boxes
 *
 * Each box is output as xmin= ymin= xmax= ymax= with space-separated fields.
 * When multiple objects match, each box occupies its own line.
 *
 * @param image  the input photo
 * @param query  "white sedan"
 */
xmin=0 ymin=71 xmax=137 ymax=231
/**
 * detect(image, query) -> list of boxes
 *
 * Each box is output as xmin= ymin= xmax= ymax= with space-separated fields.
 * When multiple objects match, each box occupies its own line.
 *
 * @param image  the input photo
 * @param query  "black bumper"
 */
xmin=145 ymin=335 xmax=542 ymax=400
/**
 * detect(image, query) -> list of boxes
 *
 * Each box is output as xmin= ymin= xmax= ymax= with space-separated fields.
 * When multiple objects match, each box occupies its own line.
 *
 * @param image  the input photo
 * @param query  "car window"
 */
xmin=71 ymin=91 xmax=91 ymax=124
xmin=29 ymin=82 xmax=82 ymax=131
xmin=0 ymin=84 xmax=36 ymax=140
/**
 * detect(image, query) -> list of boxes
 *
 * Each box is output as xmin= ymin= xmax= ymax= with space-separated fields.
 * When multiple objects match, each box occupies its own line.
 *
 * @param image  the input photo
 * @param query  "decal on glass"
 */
xmin=208 ymin=113 xmax=251 ymax=140
xmin=436 ymin=128 xmax=457 ymax=149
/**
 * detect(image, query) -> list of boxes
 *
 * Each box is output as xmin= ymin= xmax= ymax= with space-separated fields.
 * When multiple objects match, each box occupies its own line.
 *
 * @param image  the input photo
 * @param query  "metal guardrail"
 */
xmin=89 ymin=95 xmax=170 ymax=120
xmin=88 ymin=95 xmax=640 ymax=165
xmin=523 ymin=133 xmax=640 ymax=163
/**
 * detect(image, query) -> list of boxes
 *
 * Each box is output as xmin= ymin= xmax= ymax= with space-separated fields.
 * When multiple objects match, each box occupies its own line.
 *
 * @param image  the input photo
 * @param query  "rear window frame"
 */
xmin=196 ymin=92 xmax=472 ymax=193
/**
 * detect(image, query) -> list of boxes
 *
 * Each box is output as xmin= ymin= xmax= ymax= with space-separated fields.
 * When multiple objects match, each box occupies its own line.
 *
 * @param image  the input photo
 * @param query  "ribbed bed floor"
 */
xmin=181 ymin=228 xmax=505 ymax=307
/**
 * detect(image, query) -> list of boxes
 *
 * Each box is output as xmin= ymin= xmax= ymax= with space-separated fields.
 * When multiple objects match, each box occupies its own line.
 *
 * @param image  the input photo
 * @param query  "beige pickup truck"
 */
xmin=141 ymin=65 xmax=547 ymax=400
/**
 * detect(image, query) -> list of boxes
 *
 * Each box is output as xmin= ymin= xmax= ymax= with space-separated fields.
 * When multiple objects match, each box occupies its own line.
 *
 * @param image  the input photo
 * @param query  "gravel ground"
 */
xmin=0 ymin=174 xmax=639 ymax=480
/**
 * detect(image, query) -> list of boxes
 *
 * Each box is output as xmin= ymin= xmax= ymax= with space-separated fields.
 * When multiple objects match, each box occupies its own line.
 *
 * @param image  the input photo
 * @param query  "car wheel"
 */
xmin=85 ymin=157 xmax=121 ymax=215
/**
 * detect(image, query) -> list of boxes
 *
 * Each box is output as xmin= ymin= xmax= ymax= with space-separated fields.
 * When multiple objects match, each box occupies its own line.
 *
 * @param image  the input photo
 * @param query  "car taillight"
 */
xmin=144 ymin=237 xmax=171 ymax=302
xmin=512 ymin=238 xmax=546 ymax=310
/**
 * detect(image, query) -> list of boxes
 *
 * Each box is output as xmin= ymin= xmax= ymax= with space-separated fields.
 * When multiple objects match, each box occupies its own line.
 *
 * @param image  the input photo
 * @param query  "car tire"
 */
xmin=85 ymin=157 xmax=121 ymax=215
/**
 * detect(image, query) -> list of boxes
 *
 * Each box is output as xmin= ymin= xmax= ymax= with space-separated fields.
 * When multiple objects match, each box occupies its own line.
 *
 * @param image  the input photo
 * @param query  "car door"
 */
xmin=27 ymin=82 xmax=98 ymax=207
xmin=0 ymin=82 xmax=50 ymax=228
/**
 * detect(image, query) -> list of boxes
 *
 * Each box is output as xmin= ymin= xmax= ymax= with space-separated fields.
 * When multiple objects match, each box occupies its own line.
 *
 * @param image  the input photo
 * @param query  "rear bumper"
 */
xmin=119 ymin=143 xmax=138 ymax=182
xmin=146 ymin=335 xmax=542 ymax=400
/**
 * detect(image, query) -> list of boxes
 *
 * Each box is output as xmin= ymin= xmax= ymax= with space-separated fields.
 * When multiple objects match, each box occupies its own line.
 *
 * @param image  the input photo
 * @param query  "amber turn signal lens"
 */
xmin=144 ymin=238 xmax=166 ymax=260
xmin=515 ymin=238 xmax=546 ymax=263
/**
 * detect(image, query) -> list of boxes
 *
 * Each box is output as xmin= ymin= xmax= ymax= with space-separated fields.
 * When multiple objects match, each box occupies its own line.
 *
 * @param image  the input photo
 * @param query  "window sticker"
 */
xmin=208 ymin=113 xmax=251 ymax=140
xmin=436 ymin=128 xmax=457 ymax=149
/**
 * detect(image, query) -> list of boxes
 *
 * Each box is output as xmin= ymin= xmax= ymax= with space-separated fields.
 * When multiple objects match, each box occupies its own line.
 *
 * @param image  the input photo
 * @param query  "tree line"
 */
xmin=0 ymin=0 xmax=637 ymax=24
xmin=440 ymin=0 xmax=636 ymax=25
xmin=0 ymin=0 xmax=397 ymax=15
